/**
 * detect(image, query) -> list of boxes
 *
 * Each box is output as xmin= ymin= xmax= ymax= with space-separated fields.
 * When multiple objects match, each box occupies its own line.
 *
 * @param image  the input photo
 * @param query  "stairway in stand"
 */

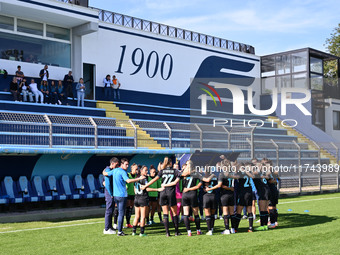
xmin=97 ymin=101 xmax=164 ymax=150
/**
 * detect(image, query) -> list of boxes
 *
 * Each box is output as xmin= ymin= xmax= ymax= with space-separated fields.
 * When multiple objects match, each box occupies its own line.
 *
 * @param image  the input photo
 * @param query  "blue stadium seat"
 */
xmin=60 ymin=175 xmax=81 ymax=199
xmin=17 ymin=176 xmax=39 ymax=202
xmin=45 ymin=176 xmax=67 ymax=200
xmin=86 ymin=174 xmax=104 ymax=198
xmin=0 ymin=184 xmax=9 ymax=205
xmin=1 ymin=176 xmax=23 ymax=203
xmin=73 ymin=175 xmax=94 ymax=199
xmin=31 ymin=176 xmax=53 ymax=201
xmin=97 ymin=174 xmax=105 ymax=193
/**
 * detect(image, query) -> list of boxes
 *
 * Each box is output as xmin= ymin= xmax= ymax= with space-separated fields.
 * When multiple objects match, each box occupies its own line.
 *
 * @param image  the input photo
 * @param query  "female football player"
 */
xmin=132 ymin=165 xmax=163 ymax=236
xmin=142 ymin=157 xmax=182 ymax=236
xmin=181 ymin=160 xmax=203 ymax=236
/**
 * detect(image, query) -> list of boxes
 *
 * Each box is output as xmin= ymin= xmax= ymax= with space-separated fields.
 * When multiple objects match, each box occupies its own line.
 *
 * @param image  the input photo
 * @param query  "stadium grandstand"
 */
xmin=0 ymin=0 xmax=339 ymax=215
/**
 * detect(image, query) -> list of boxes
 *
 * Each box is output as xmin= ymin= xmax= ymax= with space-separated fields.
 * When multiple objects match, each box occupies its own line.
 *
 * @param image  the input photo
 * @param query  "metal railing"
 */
xmin=54 ymin=0 xmax=255 ymax=54
xmin=251 ymin=139 xmax=340 ymax=194
xmin=97 ymin=10 xmax=255 ymax=54
xmin=1 ymin=110 xmax=338 ymax=192
xmin=0 ymin=112 xmax=255 ymax=151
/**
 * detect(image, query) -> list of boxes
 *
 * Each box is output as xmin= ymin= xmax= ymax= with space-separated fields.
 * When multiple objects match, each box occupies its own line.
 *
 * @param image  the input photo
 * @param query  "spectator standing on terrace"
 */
xmin=39 ymin=65 xmax=49 ymax=85
xmin=112 ymin=75 xmax=121 ymax=100
xmin=63 ymin=71 xmax=74 ymax=104
xmin=76 ymin=78 xmax=86 ymax=107
xmin=103 ymin=74 xmax=113 ymax=100
xmin=29 ymin=79 xmax=43 ymax=103
xmin=40 ymin=80 xmax=50 ymax=104
xmin=15 ymin=65 xmax=24 ymax=86
xmin=10 ymin=77 xmax=20 ymax=101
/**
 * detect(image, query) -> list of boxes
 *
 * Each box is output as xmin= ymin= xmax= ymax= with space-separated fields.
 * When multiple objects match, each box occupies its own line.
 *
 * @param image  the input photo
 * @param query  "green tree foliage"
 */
xmin=324 ymin=24 xmax=340 ymax=79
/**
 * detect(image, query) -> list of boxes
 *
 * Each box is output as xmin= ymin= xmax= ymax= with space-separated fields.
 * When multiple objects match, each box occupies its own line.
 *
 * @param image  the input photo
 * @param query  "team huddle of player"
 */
xmin=102 ymin=156 xmax=279 ymax=237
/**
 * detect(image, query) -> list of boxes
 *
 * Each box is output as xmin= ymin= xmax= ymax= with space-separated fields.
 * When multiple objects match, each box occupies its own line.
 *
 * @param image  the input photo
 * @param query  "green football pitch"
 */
xmin=1 ymin=193 xmax=339 ymax=255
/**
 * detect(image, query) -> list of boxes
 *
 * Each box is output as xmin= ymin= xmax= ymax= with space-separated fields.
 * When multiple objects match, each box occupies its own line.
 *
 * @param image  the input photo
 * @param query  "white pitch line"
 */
xmin=280 ymin=196 xmax=340 ymax=204
xmin=0 ymin=221 xmax=103 ymax=234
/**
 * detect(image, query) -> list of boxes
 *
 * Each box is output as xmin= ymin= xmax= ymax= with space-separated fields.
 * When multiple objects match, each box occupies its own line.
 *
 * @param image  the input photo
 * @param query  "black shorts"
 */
xmin=127 ymin=195 xmax=135 ymax=201
xmin=182 ymin=191 xmax=198 ymax=208
xmin=134 ymin=196 xmax=149 ymax=207
xmin=203 ymin=194 xmax=216 ymax=209
xmin=159 ymin=190 xmax=176 ymax=207
xmin=149 ymin=196 xmax=158 ymax=202
xmin=237 ymin=191 xmax=253 ymax=206
xmin=220 ymin=193 xmax=234 ymax=207
xmin=257 ymin=185 xmax=270 ymax=201
xmin=268 ymin=184 xmax=279 ymax=206
xmin=252 ymin=191 xmax=257 ymax=201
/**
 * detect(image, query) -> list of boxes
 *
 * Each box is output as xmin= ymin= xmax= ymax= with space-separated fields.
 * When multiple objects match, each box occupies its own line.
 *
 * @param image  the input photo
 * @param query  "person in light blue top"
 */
xmin=103 ymin=158 xmax=144 ymax=236
xmin=76 ymin=78 xmax=85 ymax=107
xmin=103 ymin=157 xmax=120 ymax=235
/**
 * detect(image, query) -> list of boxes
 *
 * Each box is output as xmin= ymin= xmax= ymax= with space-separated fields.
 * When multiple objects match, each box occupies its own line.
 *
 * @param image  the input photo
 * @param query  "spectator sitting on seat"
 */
xmin=20 ymin=79 xmax=33 ymax=102
xmin=40 ymin=80 xmax=50 ymax=104
xmin=76 ymin=78 xmax=86 ymax=107
xmin=63 ymin=70 xmax=74 ymax=104
xmin=15 ymin=65 xmax=24 ymax=86
xmin=112 ymin=75 xmax=121 ymax=100
xmin=29 ymin=79 xmax=43 ymax=103
xmin=50 ymin=80 xmax=58 ymax=105
xmin=39 ymin=65 xmax=49 ymax=85
xmin=57 ymin=80 xmax=65 ymax=105
xmin=10 ymin=77 xmax=20 ymax=101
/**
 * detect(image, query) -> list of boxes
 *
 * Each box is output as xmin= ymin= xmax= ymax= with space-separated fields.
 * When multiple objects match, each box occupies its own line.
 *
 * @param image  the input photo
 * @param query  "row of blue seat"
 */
xmin=0 ymin=174 xmax=106 ymax=204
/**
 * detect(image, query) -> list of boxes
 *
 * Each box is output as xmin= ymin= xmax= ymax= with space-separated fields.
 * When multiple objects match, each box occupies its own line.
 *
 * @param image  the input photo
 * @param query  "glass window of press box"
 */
xmin=0 ymin=14 xmax=71 ymax=68
xmin=333 ymin=111 xmax=340 ymax=130
xmin=261 ymin=50 xmax=309 ymax=94
xmin=261 ymin=48 xmax=340 ymax=96
xmin=261 ymin=48 xmax=340 ymax=131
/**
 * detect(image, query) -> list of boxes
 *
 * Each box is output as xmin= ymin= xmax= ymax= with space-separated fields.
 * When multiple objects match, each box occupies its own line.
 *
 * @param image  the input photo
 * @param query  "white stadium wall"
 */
xmin=82 ymin=21 xmax=261 ymax=107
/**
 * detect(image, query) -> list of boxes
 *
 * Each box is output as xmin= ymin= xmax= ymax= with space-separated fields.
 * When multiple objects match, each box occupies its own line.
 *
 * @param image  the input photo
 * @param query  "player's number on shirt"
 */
xmin=208 ymin=181 xmax=214 ymax=193
xmin=162 ymin=174 xmax=174 ymax=185
xmin=135 ymin=183 xmax=143 ymax=195
xmin=227 ymin=178 xmax=234 ymax=188
xmin=244 ymin=176 xmax=250 ymax=187
xmin=186 ymin=177 xmax=193 ymax=189
xmin=262 ymin=178 xmax=267 ymax=184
